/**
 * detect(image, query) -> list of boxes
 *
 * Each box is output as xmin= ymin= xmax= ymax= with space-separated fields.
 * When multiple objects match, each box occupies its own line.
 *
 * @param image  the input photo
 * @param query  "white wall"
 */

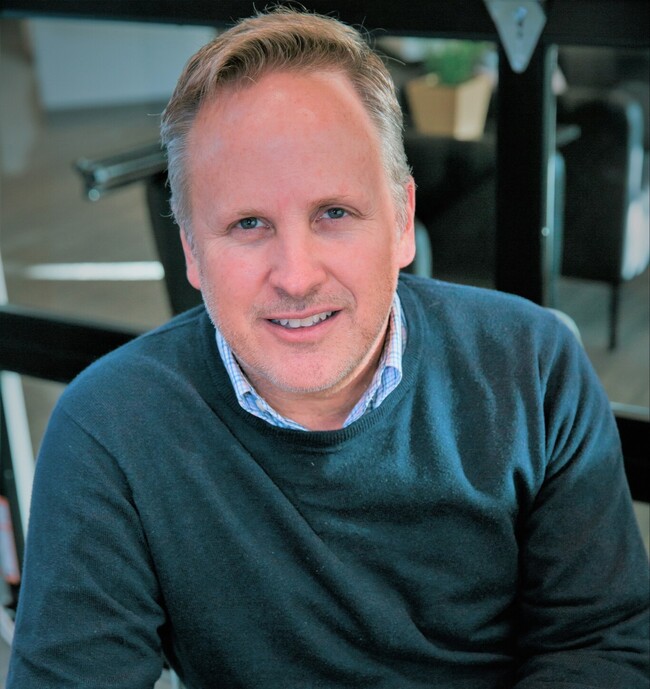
xmin=28 ymin=18 xmax=216 ymax=110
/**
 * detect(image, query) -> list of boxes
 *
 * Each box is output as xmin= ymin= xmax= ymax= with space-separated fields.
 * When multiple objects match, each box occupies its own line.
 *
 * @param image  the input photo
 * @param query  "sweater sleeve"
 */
xmin=513 ymin=322 xmax=649 ymax=688
xmin=7 ymin=403 xmax=166 ymax=689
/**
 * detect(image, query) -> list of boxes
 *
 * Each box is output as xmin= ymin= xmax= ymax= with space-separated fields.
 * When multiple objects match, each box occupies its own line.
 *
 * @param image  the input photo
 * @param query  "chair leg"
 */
xmin=609 ymin=282 xmax=621 ymax=350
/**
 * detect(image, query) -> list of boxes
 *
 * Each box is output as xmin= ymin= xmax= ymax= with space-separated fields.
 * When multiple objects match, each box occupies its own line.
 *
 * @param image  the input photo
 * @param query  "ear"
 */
xmin=180 ymin=228 xmax=202 ymax=290
xmin=397 ymin=177 xmax=417 ymax=269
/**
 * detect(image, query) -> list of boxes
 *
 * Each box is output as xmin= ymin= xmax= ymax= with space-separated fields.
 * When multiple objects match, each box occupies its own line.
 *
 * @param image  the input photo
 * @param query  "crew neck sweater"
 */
xmin=8 ymin=275 xmax=649 ymax=689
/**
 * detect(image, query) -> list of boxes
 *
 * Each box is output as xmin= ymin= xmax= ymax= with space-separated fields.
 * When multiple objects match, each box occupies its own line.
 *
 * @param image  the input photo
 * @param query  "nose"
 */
xmin=268 ymin=223 xmax=328 ymax=299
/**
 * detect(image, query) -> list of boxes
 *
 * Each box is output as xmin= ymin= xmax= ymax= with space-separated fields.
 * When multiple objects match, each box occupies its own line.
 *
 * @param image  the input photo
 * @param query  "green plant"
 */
xmin=423 ymin=40 xmax=491 ymax=86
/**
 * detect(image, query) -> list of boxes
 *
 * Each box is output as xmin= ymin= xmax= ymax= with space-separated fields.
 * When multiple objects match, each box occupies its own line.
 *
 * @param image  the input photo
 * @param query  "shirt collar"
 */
xmin=215 ymin=292 xmax=406 ymax=431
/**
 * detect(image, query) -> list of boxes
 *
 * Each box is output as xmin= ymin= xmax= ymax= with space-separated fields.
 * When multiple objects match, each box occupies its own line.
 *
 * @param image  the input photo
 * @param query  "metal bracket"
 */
xmin=75 ymin=142 xmax=166 ymax=201
xmin=484 ymin=0 xmax=547 ymax=73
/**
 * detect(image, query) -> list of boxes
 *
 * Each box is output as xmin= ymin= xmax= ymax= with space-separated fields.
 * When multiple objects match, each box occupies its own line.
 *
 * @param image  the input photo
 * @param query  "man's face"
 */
xmin=182 ymin=69 xmax=415 ymax=410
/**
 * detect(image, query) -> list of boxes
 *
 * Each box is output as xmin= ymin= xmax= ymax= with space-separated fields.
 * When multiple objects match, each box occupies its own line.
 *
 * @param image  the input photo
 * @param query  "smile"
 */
xmin=270 ymin=311 xmax=335 ymax=329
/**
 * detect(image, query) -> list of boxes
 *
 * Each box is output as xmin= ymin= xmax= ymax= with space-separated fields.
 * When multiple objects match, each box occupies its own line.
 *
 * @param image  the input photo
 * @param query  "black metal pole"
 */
xmin=495 ymin=41 xmax=557 ymax=306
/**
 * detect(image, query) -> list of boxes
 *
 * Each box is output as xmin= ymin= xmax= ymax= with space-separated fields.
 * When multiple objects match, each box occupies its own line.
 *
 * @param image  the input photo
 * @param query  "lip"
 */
xmin=262 ymin=309 xmax=341 ymax=341
xmin=265 ymin=306 xmax=339 ymax=321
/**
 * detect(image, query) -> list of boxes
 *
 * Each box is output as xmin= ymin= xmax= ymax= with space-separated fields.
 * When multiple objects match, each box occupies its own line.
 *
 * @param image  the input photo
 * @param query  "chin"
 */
xmin=259 ymin=364 xmax=350 ymax=396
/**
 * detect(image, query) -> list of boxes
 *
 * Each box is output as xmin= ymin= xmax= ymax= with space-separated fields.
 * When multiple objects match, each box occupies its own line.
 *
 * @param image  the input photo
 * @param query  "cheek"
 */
xmin=356 ymin=233 xmax=403 ymax=276
xmin=331 ymin=248 xmax=399 ymax=309
xmin=199 ymin=249 xmax=265 ymax=304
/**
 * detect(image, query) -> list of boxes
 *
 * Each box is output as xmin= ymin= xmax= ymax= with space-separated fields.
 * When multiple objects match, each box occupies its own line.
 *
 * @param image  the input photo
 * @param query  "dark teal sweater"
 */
xmin=8 ymin=276 xmax=649 ymax=688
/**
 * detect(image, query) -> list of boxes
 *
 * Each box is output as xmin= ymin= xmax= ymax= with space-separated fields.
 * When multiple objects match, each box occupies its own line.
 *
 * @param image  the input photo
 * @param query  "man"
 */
xmin=7 ymin=8 xmax=649 ymax=689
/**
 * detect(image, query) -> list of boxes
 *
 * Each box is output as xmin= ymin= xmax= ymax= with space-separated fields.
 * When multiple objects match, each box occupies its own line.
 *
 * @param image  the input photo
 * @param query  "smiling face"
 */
xmin=182 ymin=69 xmax=415 ymax=426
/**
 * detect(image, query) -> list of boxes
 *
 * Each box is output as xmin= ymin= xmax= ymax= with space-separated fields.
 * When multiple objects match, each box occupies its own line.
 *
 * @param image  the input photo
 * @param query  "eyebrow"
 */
xmin=311 ymin=195 xmax=360 ymax=208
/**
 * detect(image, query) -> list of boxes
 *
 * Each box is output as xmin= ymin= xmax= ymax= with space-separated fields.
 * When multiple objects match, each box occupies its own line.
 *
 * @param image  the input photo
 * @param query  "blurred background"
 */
xmin=0 ymin=7 xmax=648 ymax=686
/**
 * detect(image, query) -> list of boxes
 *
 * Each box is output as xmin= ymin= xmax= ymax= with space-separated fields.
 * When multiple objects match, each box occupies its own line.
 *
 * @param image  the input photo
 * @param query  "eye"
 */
xmin=324 ymin=207 xmax=348 ymax=220
xmin=235 ymin=217 xmax=263 ymax=230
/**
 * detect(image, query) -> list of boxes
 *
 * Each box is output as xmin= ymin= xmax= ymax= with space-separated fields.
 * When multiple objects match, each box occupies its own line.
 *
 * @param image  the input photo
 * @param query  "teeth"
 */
xmin=272 ymin=311 xmax=334 ymax=329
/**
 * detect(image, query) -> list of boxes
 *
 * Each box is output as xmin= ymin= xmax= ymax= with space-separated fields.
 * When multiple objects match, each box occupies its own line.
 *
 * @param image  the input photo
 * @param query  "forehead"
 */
xmin=189 ymin=69 xmax=380 ymax=158
xmin=185 ymin=69 xmax=391 ymax=210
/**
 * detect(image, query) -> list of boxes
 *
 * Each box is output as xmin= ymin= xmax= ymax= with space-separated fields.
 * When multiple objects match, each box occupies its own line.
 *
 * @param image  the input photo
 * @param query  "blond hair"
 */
xmin=161 ymin=8 xmax=411 ymax=240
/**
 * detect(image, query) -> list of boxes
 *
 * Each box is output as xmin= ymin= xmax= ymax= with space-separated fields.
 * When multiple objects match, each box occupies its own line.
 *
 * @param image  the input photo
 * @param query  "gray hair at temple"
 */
xmin=160 ymin=7 xmax=412 ymax=246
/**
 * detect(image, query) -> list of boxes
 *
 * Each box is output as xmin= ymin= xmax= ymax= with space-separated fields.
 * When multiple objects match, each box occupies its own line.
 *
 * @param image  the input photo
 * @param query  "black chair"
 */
xmin=558 ymin=46 xmax=650 ymax=349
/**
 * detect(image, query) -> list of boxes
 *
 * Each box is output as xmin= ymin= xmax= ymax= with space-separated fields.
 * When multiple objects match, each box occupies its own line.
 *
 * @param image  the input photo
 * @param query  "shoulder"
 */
xmin=396 ymin=279 xmax=617 ymax=485
xmin=58 ymin=305 xmax=215 ymax=421
xmin=398 ymin=274 xmax=573 ymax=350
xmin=79 ymin=304 xmax=208 ymax=374
xmin=396 ymin=275 xmax=595 ymax=415
xmin=399 ymin=273 xmax=550 ymax=315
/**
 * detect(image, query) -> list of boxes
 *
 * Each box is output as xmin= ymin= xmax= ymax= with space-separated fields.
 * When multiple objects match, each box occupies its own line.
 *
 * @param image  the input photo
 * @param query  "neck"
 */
xmin=265 ymin=393 xmax=359 ymax=431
